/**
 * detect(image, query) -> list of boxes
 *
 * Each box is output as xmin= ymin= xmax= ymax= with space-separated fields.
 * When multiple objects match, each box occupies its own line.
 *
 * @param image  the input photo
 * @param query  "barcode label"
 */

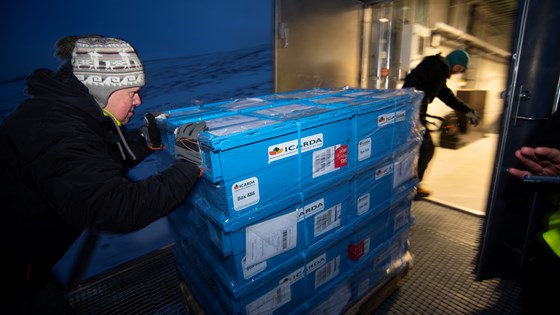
xmin=315 ymin=256 xmax=340 ymax=288
xmin=246 ymin=281 xmax=291 ymax=315
xmin=314 ymin=147 xmax=333 ymax=174
xmin=246 ymin=211 xmax=297 ymax=266
xmin=312 ymin=144 xmax=347 ymax=178
xmin=314 ymin=204 xmax=341 ymax=237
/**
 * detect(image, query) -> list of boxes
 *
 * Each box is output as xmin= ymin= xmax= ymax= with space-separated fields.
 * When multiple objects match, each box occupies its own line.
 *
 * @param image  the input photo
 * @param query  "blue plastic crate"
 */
xmin=313 ymin=88 xmax=423 ymax=170
xmin=174 ymin=238 xmax=308 ymax=315
xmin=271 ymin=87 xmax=346 ymax=100
xmin=296 ymin=275 xmax=353 ymax=315
xmin=348 ymin=136 xmax=419 ymax=224
xmin=174 ymin=226 xmax=357 ymax=315
xmin=288 ymin=224 xmax=411 ymax=315
xmin=303 ymin=232 xmax=353 ymax=296
xmin=349 ymin=156 xmax=395 ymax=223
xmin=347 ymin=205 xmax=391 ymax=263
xmin=174 ymin=242 xmax=230 ymax=315
xmin=177 ymin=179 xmax=353 ymax=284
xmin=201 ymin=97 xmax=281 ymax=112
xmin=188 ymin=195 xmax=302 ymax=266
xmin=349 ymin=226 xmax=412 ymax=306
xmin=298 ymin=180 xmax=352 ymax=250
xmin=392 ymin=138 xmax=421 ymax=192
xmin=191 ymin=110 xmax=353 ymax=217
xmin=387 ymin=187 xmax=415 ymax=240
xmin=155 ymin=105 xmax=236 ymax=150
xmin=188 ymin=178 xmax=352 ymax=253
xmin=173 ymin=212 xmax=390 ymax=315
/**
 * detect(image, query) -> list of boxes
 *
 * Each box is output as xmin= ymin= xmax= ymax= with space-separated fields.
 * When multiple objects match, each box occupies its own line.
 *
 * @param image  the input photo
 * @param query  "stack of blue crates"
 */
xmin=155 ymin=87 xmax=423 ymax=314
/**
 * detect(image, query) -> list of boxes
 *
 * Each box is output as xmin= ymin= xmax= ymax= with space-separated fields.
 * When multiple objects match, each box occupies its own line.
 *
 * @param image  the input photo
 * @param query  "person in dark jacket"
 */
xmin=506 ymin=109 xmax=560 ymax=310
xmin=0 ymin=36 xmax=204 ymax=313
xmin=403 ymin=49 xmax=480 ymax=198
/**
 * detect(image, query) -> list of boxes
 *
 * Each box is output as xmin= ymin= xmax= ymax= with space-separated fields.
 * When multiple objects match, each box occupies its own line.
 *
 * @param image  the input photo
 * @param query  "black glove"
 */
xmin=141 ymin=113 xmax=163 ymax=150
xmin=174 ymin=122 xmax=207 ymax=167
xmin=465 ymin=111 xmax=480 ymax=127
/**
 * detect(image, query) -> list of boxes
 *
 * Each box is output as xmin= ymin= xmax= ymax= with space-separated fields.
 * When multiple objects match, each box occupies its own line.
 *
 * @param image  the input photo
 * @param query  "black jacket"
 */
xmin=403 ymin=54 xmax=474 ymax=119
xmin=0 ymin=62 xmax=200 ymax=303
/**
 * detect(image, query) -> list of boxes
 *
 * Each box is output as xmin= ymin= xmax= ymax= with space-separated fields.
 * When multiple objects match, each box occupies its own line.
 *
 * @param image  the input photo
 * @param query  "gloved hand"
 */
xmin=174 ymin=122 xmax=207 ymax=167
xmin=141 ymin=113 xmax=163 ymax=150
xmin=466 ymin=111 xmax=480 ymax=127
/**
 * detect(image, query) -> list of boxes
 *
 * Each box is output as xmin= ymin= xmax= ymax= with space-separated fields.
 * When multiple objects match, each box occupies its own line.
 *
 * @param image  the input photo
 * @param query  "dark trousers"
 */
xmin=521 ymin=239 xmax=560 ymax=312
xmin=418 ymin=128 xmax=435 ymax=182
xmin=11 ymin=281 xmax=75 ymax=315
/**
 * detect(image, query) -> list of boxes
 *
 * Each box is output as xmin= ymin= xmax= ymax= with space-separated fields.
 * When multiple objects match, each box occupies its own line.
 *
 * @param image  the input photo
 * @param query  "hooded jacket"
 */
xmin=403 ymin=54 xmax=474 ymax=120
xmin=0 ymin=62 xmax=200 ymax=303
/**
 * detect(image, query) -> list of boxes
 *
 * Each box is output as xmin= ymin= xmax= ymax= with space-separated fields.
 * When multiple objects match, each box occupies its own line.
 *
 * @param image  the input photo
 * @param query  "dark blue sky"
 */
xmin=0 ymin=1 xmax=273 ymax=82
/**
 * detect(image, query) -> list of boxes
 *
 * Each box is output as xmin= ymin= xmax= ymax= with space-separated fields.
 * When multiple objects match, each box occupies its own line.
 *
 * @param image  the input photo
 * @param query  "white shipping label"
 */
xmin=246 ymin=280 xmax=291 ymax=315
xmin=375 ymin=164 xmax=393 ymax=180
xmin=281 ymin=266 xmax=305 ymax=286
xmin=312 ymin=144 xmax=348 ymax=178
xmin=268 ymin=133 xmax=324 ymax=163
xmin=357 ymin=278 xmax=370 ymax=300
xmin=206 ymin=115 xmax=258 ymax=130
xmin=394 ymin=208 xmax=409 ymax=231
xmin=394 ymin=152 xmax=415 ymax=188
xmin=314 ymin=255 xmax=340 ymax=289
xmin=377 ymin=112 xmax=396 ymax=127
xmin=232 ymin=177 xmax=260 ymax=211
xmin=358 ymin=137 xmax=372 ymax=161
xmin=357 ymin=193 xmax=370 ymax=216
xmin=314 ymin=204 xmax=342 ymax=237
xmin=297 ymin=198 xmax=325 ymax=222
xmin=396 ymin=109 xmax=406 ymax=122
xmin=364 ymin=237 xmax=371 ymax=256
xmin=245 ymin=211 xmax=297 ymax=266
xmin=242 ymin=256 xmax=267 ymax=279
xmin=310 ymin=284 xmax=351 ymax=315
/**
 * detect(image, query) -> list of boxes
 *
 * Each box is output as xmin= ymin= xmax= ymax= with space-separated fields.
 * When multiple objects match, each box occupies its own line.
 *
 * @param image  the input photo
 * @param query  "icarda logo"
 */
xmin=233 ymin=178 xmax=256 ymax=191
xmin=269 ymin=147 xmax=284 ymax=156
xmin=268 ymin=133 xmax=324 ymax=162
xmin=378 ymin=112 xmax=395 ymax=127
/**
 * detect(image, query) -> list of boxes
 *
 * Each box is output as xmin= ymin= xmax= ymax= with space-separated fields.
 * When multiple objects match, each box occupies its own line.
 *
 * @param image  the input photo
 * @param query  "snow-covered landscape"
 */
xmin=1 ymin=44 xmax=273 ymax=128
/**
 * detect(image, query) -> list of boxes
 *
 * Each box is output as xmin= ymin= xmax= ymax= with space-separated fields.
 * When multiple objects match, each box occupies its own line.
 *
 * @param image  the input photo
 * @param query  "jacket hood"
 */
xmin=24 ymin=61 xmax=104 ymax=121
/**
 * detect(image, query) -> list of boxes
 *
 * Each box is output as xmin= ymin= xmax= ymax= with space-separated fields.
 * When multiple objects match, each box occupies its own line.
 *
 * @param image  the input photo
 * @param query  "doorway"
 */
xmin=274 ymin=0 xmax=517 ymax=215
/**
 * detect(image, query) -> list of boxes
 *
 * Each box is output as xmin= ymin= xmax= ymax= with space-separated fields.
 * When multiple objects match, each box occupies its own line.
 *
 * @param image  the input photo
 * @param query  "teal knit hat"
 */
xmin=446 ymin=50 xmax=470 ymax=69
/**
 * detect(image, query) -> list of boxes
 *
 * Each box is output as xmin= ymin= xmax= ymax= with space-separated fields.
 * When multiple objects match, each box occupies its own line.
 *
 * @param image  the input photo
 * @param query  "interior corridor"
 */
xmin=420 ymin=131 xmax=499 ymax=216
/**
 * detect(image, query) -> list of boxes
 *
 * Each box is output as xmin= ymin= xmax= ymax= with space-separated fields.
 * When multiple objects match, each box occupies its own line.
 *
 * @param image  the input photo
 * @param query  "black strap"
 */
xmin=421 ymin=113 xmax=445 ymax=132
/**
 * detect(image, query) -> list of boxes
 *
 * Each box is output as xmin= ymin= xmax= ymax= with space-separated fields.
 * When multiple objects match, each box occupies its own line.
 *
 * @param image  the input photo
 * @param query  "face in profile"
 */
xmin=105 ymin=87 xmax=142 ymax=125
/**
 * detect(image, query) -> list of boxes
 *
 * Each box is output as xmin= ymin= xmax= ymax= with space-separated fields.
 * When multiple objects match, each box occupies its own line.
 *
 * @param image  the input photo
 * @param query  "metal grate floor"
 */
xmin=373 ymin=200 xmax=525 ymax=315
xmin=66 ymin=201 xmax=527 ymax=314
xmin=66 ymin=245 xmax=189 ymax=314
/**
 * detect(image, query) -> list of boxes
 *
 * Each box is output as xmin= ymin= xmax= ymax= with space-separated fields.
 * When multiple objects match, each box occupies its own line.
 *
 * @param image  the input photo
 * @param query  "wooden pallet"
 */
xmin=344 ymin=267 xmax=410 ymax=315
xmin=179 ymin=279 xmax=206 ymax=315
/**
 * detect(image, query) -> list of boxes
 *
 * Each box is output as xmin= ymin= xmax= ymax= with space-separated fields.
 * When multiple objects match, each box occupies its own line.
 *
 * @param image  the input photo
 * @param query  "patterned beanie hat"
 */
xmin=72 ymin=37 xmax=145 ymax=108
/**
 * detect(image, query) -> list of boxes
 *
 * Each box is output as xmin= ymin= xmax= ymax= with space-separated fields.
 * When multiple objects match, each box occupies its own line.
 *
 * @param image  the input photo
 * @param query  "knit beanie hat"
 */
xmin=446 ymin=49 xmax=470 ymax=69
xmin=72 ymin=37 xmax=145 ymax=108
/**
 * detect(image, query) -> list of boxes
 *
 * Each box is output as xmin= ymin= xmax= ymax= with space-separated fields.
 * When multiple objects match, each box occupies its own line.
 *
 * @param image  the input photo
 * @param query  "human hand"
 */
xmin=174 ymin=122 xmax=207 ymax=167
xmin=507 ymin=146 xmax=560 ymax=178
xmin=141 ymin=113 xmax=163 ymax=150
xmin=466 ymin=111 xmax=480 ymax=127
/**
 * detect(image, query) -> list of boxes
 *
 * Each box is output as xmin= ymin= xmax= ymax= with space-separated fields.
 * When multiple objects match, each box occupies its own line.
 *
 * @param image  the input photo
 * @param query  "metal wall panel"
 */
xmin=477 ymin=0 xmax=560 ymax=280
xmin=274 ymin=0 xmax=364 ymax=92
